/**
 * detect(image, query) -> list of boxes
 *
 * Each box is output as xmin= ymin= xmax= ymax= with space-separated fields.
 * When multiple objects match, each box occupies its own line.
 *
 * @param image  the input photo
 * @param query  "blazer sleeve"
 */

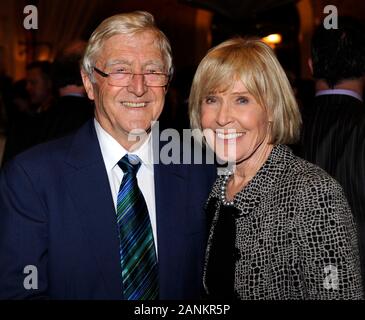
xmin=0 ymin=161 xmax=48 ymax=299
xmin=295 ymin=175 xmax=364 ymax=299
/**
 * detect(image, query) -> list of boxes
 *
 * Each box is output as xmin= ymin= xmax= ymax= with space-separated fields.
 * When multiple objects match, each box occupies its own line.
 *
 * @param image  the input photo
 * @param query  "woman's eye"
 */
xmin=204 ymin=96 xmax=216 ymax=104
xmin=237 ymin=96 xmax=249 ymax=104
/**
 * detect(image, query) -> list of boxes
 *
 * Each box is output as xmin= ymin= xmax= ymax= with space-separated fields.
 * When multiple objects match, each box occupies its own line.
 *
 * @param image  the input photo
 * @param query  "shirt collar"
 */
xmin=316 ymin=89 xmax=363 ymax=102
xmin=94 ymin=119 xmax=154 ymax=172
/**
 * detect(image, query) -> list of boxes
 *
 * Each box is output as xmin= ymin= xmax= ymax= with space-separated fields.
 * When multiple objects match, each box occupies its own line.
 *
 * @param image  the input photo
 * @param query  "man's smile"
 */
xmin=121 ymin=101 xmax=148 ymax=108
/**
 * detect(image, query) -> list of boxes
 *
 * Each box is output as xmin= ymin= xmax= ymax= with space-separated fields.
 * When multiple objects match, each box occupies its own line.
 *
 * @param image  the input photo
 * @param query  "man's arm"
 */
xmin=0 ymin=161 xmax=48 ymax=299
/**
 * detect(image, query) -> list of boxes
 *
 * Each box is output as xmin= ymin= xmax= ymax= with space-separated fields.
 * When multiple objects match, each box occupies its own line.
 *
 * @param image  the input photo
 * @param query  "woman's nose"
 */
xmin=216 ymin=103 xmax=233 ymax=126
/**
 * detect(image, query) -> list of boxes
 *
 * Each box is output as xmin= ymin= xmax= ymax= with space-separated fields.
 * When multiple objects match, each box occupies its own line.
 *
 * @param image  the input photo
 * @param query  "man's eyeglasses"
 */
xmin=93 ymin=67 xmax=169 ymax=87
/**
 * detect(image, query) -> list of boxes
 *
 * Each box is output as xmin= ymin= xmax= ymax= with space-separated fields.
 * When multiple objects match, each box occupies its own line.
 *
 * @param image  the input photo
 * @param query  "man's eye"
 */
xmin=115 ymin=69 xmax=127 ymax=73
xmin=146 ymin=69 xmax=160 ymax=74
xmin=111 ymin=67 xmax=129 ymax=73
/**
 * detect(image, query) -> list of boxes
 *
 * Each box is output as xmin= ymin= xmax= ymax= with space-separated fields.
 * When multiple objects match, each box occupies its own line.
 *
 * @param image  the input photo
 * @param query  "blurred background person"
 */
xmin=2 ymin=61 xmax=55 ymax=164
xmin=189 ymin=38 xmax=363 ymax=299
xmin=0 ymin=80 xmax=29 ymax=165
xmin=297 ymin=17 xmax=365 ymax=292
xmin=0 ymin=94 xmax=6 ymax=134
xmin=11 ymin=80 xmax=30 ymax=114
xmin=25 ymin=61 xmax=54 ymax=113
xmin=42 ymin=51 xmax=94 ymax=140
xmin=0 ymin=60 xmax=12 ymax=164
xmin=0 ymin=57 xmax=12 ymax=133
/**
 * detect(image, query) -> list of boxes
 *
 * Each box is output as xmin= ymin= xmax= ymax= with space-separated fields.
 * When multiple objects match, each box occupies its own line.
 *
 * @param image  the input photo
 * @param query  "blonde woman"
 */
xmin=189 ymin=38 xmax=363 ymax=299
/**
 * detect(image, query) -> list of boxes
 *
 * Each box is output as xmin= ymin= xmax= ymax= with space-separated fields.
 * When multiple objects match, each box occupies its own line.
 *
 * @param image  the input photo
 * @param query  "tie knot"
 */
xmin=118 ymin=154 xmax=142 ymax=174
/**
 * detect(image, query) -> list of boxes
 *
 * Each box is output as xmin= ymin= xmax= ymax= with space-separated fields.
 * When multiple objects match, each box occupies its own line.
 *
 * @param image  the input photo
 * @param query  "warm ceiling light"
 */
xmin=262 ymin=33 xmax=282 ymax=46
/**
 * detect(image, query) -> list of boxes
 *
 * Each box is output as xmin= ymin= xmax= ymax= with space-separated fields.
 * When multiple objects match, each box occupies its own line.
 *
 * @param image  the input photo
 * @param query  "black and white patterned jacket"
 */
xmin=204 ymin=144 xmax=363 ymax=300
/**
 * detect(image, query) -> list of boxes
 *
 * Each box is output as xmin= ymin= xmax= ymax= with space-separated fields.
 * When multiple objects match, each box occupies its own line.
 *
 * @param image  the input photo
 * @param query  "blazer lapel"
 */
xmin=63 ymin=121 xmax=123 ymax=299
xmin=153 ymin=141 xmax=189 ymax=298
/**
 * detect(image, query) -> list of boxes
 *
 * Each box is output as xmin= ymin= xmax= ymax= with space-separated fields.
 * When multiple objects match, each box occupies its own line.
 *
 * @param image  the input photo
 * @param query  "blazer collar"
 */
xmin=64 ymin=120 xmax=103 ymax=168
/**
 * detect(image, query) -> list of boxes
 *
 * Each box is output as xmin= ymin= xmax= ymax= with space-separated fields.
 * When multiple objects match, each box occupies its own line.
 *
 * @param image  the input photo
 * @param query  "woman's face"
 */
xmin=200 ymin=80 xmax=271 ymax=163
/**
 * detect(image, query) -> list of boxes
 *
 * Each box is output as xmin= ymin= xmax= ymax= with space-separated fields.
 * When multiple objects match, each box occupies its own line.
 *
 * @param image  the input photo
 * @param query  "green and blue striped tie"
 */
xmin=117 ymin=154 xmax=158 ymax=300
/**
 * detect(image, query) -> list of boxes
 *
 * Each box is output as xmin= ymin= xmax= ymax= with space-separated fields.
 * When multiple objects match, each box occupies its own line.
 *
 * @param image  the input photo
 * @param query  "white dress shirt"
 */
xmin=94 ymin=119 xmax=158 ymax=254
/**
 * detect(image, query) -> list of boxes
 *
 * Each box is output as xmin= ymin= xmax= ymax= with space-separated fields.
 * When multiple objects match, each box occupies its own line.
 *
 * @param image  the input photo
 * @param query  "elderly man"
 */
xmin=0 ymin=11 xmax=215 ymax=300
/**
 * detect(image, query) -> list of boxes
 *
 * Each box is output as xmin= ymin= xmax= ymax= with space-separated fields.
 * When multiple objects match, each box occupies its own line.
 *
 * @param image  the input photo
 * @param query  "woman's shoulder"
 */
xmin=293 ymin=158 xmax=329 ymax=178
xmin=283 ymin=149 xmax=346 ymax=201
xmin=279 ymin=148 xmax=352 ymax=230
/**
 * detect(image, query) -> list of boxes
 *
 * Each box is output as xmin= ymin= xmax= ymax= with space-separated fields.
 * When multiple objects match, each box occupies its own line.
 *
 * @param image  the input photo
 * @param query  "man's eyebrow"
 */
xmin=104 ymin=59 xmax=166 ymax=71
xmin=143 ymin=60 xmax=165 ymax=69
xmin=105 ymin=60 xmax=131 ymax=67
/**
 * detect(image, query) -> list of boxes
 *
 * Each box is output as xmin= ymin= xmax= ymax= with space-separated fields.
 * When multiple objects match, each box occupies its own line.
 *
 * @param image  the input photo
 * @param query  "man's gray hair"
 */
xmin=81 ymin=11 xmax=173 ymax=82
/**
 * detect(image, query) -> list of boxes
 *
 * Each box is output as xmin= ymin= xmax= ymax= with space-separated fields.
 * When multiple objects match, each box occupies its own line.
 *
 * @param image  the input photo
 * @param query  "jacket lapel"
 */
xmin=153 ymin=135 xmax=189 ymax=298
xmin=63 ymin=121 xmax=123 ymax=299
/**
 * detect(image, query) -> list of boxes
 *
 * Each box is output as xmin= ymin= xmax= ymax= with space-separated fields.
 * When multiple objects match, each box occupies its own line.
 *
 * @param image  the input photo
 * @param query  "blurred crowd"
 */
xmin=0 ymin=43 xmax=94 ymax=165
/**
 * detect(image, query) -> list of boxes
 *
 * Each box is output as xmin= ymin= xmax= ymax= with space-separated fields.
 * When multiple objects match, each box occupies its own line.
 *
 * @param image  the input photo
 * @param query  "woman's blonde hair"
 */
xmin=81 ymin=11 xmax=173 ymax=81
xmin=189 ymin=37 xmax=301 ymax=144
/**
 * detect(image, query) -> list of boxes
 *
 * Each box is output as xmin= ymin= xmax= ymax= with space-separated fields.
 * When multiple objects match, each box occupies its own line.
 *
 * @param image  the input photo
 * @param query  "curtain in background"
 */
xmin=33 ymin=0 xmax=104 ymax=60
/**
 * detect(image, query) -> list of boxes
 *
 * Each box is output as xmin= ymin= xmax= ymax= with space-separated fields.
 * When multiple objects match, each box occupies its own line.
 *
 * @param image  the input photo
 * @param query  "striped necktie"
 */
xmin=117 ymin=154 xmax=159 ymax=300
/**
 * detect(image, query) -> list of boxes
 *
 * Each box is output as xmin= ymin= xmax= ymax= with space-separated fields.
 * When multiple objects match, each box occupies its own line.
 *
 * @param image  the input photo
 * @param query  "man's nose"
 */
xmin=127 ymin=74 xmax=148 ymax=96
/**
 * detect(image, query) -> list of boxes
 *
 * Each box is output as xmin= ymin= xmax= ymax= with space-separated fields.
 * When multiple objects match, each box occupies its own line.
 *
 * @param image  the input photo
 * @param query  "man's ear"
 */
xmin=308 ymin=58 xmax=313 ymax=75
xmin=81 ymin=70 xmax=95 ymax=100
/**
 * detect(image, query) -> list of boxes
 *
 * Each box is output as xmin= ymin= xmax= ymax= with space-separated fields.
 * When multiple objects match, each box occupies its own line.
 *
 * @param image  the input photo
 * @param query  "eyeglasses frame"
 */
xmin=93 ymin=66 xmax=170 ymax=87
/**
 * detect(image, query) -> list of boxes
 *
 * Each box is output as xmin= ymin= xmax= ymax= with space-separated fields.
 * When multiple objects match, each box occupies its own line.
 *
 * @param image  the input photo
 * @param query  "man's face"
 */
xmin=82 ymin=31 xmax=167 ymax=149
xmin=26 ymin=68 xmax=52 ymax=105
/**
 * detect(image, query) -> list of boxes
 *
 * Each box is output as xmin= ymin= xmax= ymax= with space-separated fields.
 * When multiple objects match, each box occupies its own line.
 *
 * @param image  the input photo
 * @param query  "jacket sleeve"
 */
xmin=0 ymin=160 xmax=48 ymax=299
xmin=295 ymin=174 xmax=363 ymax=299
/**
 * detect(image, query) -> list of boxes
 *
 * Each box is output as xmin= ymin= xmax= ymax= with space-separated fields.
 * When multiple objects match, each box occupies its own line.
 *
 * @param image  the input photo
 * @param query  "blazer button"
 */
xmin=234 ymin=247 xmax=241 ymax=261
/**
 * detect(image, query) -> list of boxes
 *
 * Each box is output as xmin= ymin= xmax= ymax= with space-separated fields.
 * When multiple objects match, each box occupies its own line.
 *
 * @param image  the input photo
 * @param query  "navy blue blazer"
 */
xmin=0 ymin=120 xmax=216 ymax=299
